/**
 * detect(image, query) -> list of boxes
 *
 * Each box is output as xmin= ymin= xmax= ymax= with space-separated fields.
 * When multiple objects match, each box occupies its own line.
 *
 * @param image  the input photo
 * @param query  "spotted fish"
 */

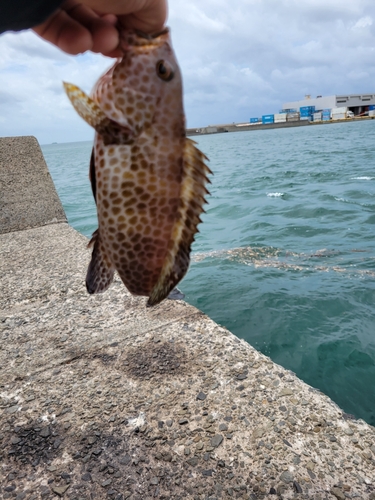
xmin=64 ymin=28 xmax=211 ymax=306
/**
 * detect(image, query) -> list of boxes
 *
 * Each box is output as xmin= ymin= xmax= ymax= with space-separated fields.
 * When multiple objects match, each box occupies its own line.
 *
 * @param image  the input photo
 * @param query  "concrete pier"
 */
xmin=1 ymin=136 xmax=375 ymax=500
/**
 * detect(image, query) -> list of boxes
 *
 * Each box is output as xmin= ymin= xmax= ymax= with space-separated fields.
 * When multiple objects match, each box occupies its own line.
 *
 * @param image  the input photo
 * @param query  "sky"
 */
xmin=0 ymin=0 xmax=375 ymax=144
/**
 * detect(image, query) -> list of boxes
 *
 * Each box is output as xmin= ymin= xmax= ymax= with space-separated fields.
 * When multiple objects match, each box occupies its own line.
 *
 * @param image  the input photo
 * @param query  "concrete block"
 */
xmin=0 ymin=136 xmax=66 ymax=234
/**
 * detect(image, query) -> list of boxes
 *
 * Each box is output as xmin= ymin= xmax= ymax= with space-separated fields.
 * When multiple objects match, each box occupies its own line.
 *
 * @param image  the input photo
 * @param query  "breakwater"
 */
xmin=187 ymin=115 xmax=374 ymax=136
xmin=1 ymin=136 xmax=375 ymax=499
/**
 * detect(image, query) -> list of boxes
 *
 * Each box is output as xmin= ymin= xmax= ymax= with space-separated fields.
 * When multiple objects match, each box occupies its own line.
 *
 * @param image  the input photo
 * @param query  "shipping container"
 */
xmin=286 ymin=112 xmax=300 ymax=122
xmin=331 ymin=113 xmax=346 ymax=120
xmin=280 ymin=108 xmax=297 ymax=113
xmin=331 ymin=107 xmax=348 ymax=115
xmin=274 ymin=113 xmax=287 ymax=122
xmin=300 ymin=116 xmax=312 ymax=121
xmin=262 ymin=114 xmax=274 ymax=124
xmin=369 ymin=110 xmax=375 ymax=117
xmin=313 ymin=112 xmax=322 ymax=121
xmin=286 ymin=115 xmax=299 ymax=122
xmin=250 ymin=117 xmax=259 ymax=123
xmin=369 ymin=105 xmax=375 ymax=110
xmin=322 ymin=116 xmax=330 ymax=121
xmin=300 ymin=105 xmax=316 ymax=113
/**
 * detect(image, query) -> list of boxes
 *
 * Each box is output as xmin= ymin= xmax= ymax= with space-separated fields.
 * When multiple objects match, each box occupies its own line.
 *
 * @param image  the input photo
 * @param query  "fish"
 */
xmin=63 ymin=27 xmax=211 ymax=306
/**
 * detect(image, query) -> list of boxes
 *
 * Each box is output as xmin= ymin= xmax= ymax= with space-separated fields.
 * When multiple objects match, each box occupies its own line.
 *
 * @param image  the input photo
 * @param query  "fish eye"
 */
xmin=156 ymin=60 xmax=174 ymax=81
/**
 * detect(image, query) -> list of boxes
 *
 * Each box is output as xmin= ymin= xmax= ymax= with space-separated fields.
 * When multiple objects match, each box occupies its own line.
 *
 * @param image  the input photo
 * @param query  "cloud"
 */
xmin=169 ymin=0 xmax=375 ymax=126
xmin=352 ymin=16 xmax=373 ymax=29
xmin=0 ymin=30 xmax=113 ymax=143
xmin=0 ymin=0 xmax=374 ymax=142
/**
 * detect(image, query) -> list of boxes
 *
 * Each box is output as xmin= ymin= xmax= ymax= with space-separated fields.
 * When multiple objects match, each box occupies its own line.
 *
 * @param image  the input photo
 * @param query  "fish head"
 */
xmin=91 ymin=27 xmax=184 ymax=136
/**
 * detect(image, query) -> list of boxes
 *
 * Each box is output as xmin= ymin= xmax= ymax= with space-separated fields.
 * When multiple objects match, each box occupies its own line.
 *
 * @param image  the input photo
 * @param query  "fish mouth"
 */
xmin=134 ymin=27 xmax=170 ymax=40
xmin=118 ymin=25 xmax=170 ymax=51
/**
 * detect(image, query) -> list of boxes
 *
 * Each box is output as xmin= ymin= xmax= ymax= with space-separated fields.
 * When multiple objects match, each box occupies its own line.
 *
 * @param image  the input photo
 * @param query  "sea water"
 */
xmin=42 ymin=119 xmax=375 ymax=425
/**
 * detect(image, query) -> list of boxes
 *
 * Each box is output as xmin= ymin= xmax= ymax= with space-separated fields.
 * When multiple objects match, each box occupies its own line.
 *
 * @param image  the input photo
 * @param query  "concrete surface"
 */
xmin=0 ymin=136 xmax=66 ymax=234
xmin=1 ymin=137 xmax=375 ymax=500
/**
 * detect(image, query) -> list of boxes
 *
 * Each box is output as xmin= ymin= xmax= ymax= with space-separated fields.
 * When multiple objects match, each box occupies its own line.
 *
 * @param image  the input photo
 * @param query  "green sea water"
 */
xmin=42 ymin=119 xmax=375 ymax=425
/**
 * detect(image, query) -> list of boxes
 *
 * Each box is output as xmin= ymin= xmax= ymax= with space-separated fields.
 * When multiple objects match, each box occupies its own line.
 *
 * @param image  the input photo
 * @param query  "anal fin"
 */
xmin=86 ymin=230 xmax=114 ymax=294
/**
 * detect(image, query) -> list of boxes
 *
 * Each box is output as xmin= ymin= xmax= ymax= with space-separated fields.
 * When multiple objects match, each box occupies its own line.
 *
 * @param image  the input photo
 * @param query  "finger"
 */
xmin=100 ymin=14 xmax=118 ymax=26
xmin=33 ymin=9 xmax=93 ymax=54
xmin=63 ymin=3 xmax=119 ymax=54
xmin=90 ymin=23 xmax=119 ymax=54
xmin=122 ymin=0 xmax=168 ymax=33
xmin=85 ymin=0 xmax=168 ymax=33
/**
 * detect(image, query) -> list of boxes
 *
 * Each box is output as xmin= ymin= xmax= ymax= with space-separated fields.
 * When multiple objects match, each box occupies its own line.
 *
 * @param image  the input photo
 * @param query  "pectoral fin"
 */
xmin=86 ymin=230 xmax=115 ymax=294
xmin=63 ymin=82 xmax=134 ymax=145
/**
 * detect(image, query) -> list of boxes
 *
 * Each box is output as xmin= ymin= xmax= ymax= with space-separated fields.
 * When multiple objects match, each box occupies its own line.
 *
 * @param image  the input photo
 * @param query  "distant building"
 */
xmin=283 ymin=93 xmax=375 ymax=115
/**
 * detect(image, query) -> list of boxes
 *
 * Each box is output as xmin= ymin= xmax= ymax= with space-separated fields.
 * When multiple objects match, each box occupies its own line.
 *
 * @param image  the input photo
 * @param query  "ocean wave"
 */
xmin=351 ymin=176 xmax=375 ymax=180
xmin=192 ymin=246 xmax=375 ymax=277
xmin=267 ymin=192 xmax=284 ymax=197
xmin=334 ymin=197 xmax=349 ymax=203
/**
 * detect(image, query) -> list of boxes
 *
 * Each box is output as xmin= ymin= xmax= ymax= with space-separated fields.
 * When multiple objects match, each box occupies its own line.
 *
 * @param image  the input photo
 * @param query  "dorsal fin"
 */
xmin=147 ymin=138 xmax=212 ymax=306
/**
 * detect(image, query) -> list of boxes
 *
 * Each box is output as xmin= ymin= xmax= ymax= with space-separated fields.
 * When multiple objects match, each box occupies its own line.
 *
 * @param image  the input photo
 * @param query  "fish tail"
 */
xmin=86 ymin=230 xmax=115 ymax=294
xmin=147 ymin=138 xmax=211 ymax=306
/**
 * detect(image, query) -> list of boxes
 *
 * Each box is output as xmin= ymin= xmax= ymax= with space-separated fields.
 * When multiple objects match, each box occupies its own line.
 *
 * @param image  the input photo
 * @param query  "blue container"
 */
xmin=262 ymin=114 xmax=274 ymax=124
xmin=250 ymin=117 xmax=259 ymax=123
xmin=322 ymin=116 xmax=330 ymax=121
xmin=300 ymin=110 xmax=312 ymax=117
xmin=369 ymin=105 xmax=375 ymax=110
xmin=300 ymin=106 xmax=315 ymax=113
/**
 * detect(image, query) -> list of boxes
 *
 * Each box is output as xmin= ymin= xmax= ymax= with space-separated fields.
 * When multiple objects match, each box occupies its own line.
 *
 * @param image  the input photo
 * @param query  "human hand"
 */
xmin=33 ymin=0 xmax=167 ymax=57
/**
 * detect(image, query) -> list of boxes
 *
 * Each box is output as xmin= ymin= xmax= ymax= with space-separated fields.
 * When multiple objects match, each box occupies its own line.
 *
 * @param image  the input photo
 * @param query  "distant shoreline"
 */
xmin=186 ymin=115 xmax=374 ymax=136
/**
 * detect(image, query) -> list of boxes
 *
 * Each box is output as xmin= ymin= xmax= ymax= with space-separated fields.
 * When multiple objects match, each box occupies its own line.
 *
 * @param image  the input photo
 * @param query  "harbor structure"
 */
xmin=283 ymin=93 xmax=375 ymax=117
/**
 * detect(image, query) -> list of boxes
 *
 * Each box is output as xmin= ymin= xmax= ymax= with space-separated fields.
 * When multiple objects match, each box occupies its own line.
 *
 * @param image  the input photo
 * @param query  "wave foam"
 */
xmin=351 ymin=176 xmax=375 ymax=180
xmin=267 ymin=192 xmax=284 ymax=197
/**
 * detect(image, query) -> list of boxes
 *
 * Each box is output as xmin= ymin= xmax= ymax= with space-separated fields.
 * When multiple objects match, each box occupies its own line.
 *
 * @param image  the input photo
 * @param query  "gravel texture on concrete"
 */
xmin=0 ymin=136 xmax=66 ymax=234
xmin=2 ymin=223 xmax=375 ymax=500
xmin=1 ymin=136 xmax=375 ymax=499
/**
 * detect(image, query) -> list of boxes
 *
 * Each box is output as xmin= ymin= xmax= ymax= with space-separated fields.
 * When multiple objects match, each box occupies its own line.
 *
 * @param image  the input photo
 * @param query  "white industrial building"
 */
xmin=283 ymin=94 xmax=375 ymax=115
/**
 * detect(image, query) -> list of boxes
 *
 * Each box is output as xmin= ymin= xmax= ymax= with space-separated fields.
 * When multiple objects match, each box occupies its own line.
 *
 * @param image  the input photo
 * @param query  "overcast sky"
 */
xmin=0 ymin=0 xmax=375 ymax=144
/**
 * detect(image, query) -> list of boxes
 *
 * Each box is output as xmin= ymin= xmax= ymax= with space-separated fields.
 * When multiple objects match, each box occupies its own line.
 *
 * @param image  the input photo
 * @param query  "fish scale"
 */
xmin=64 ymin=27 xmax=211 ymax=306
